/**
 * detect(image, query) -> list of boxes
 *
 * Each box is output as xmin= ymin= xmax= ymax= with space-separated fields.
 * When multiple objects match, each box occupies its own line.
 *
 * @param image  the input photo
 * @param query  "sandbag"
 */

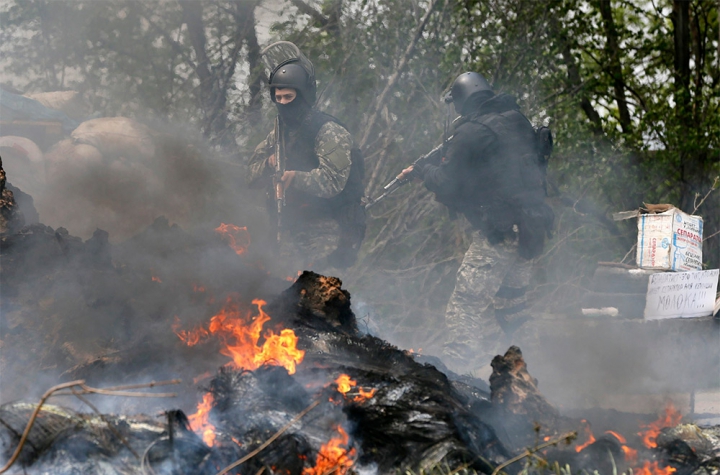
xmin=24 ymin=91 xmax=90 ymax=120
xmin=71 ymin=117 xmax=155 ymax=161
xmin=0 ymin=136 xmax=46 ymax=195
xmin=44 ymin=139 xmax=103 ymax=173
xmin=0 ymin=136 xmax=44 ymax=165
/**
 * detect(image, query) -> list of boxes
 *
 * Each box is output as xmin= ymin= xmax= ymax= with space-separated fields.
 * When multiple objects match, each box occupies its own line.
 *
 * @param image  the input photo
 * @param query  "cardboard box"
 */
xmin=636 ymin=209 xmax=703 ymax=271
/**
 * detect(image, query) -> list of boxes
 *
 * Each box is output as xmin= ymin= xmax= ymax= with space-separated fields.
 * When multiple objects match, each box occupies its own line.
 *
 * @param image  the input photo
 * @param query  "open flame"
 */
xmin=188 ymin=392 xmax=216 ymax=447
xmin=172 ymin=316 xmax=208 ymax=347
xmin=302 ymin=426 xmax=356 ymax=475
xmin=334 ymin=374 xmax=376 ymax=403
xmin=575 ymin=403 xmax=684 ymax=474
xmin=174 ymin=297 xmax=305 ymax=374
xmin=606 ymin=430 xmax=638 ymax=463
xmin=575 ymin=420 xmax=596 ymax=452
xmin=635 ymin=461 xmax=677 ymax=475
xmin=639 ymin=403 xmax=683 ymax=448
xmin=215 ymin=223 xmax=251 ymax=255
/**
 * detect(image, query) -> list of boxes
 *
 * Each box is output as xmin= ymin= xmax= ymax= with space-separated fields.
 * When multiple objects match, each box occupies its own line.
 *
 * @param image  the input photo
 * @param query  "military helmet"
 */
xmin=269 ymin=61 xmax=316 ymax=104
xmin=447 ymin=72 xmax=493 ymax=112
xmin=262 ymin=41 xmax=317 ymax=105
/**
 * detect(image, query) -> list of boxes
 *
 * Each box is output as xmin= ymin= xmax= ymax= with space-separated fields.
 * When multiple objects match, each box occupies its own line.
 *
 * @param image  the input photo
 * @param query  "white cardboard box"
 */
xmin=636 ymin=209 xmax=703 ymax=271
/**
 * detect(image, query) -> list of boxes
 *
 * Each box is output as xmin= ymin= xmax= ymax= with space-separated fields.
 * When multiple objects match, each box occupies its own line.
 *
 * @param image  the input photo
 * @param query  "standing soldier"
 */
xmin=396 ymin=72 xmax=554 ymax=374
xmin=247 ymin=42 xmax=365 ymax=276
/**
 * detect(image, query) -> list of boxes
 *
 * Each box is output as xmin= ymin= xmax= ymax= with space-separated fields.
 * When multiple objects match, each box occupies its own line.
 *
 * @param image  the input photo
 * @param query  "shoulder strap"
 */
xmin=302 ymin=110 xmax=340 ymax=140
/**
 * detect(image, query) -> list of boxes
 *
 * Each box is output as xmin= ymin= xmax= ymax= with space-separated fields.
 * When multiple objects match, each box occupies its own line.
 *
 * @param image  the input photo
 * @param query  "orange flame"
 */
xmin=152 ymin=276 xmax=162 ymax=283
xmin=193 ymin=284 xmax=206 ymax=292
xmin=622 ymin=445 xmax=639 ymax=464
xmin=354 ymin=387 xmax=377 ymax=402
xmin=172 ymin=316 xmax=209 ymax=347
xmin=333 ymin=374 xmax=377 ymax=403
xmin=575 ymin=420 xmax=596 ymax=452
xmin=188 ymin=392 xmax=216 ymax=446
xmin=175 ymin=297 xmax=305 ymax=374
xmin=639 ymin=403 xmax=682 ymax=448
xmin=634 ymin=461 xmax=676 ymax=475
xmin=302 ymin=426 xmax=356 ymax=475
xmin=335 ymin=374 xmax=354 ymax=394
xmin=215 ymin=223 xmax=251 ymax=255
xmin=606 ymin=430 xmax=638 ymax=463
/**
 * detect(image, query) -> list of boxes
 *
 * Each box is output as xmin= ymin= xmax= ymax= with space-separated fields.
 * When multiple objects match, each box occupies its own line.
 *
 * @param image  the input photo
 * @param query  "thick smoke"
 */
xmin=1 ymin=0 xmax=718 ymax=435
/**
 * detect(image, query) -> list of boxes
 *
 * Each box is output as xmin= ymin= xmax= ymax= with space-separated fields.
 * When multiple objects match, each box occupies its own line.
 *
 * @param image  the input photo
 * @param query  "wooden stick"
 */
xmin=215 ymin=400 xmax=321 ymax=475
xmin=99 ymin=379 xmax=182 ymax=391
xmin=79 ymin=384 xmax=177 ymax=398
xmin=490 ymin=431 xmax=577 ymax=475
xmin=53 ymin=383 xmax=177 ymax=398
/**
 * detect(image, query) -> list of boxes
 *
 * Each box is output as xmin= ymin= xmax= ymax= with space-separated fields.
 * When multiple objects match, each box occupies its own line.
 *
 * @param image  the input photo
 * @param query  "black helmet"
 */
xmin=447 ymin=72 xmax=492 ymax=113
xmin=269 ymin=61 xmax=316 ymax=104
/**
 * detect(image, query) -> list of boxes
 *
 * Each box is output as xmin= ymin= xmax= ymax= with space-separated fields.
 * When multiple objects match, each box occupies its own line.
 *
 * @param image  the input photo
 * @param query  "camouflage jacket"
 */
xmin=246 ymin=119 xmax=353 ymax=199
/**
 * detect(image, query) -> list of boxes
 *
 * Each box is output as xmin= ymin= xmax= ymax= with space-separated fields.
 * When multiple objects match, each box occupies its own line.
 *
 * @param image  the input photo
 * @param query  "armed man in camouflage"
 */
xmin=397 ymin=72 xmax=554 ymax=374
xmin=247 ymin=45 xmax=365 ymax=276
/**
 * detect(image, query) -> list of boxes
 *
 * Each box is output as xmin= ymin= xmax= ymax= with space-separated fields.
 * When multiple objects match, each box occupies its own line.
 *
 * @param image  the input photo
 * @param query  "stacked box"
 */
xmin=636 ymin=209 xmax=703 ymax=271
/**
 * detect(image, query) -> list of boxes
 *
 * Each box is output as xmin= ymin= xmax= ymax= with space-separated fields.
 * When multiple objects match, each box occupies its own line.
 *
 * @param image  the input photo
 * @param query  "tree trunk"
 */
xmin=238 ymin=1 xmax=264 ymax=133
xmin=673 ymin=0 xmax=691 ymax=105
xmin=182 ymin=1 xmax=221 ymax=141
xmin=597 ymin=0 xmax=631 ymax=133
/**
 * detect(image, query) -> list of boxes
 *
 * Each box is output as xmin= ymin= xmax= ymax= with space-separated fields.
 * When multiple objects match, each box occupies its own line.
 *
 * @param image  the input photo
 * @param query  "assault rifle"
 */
xmin=364 ymin=142 xmax=446 ymax=209
xmin=272 ymin=117 xmax=286 ymax=242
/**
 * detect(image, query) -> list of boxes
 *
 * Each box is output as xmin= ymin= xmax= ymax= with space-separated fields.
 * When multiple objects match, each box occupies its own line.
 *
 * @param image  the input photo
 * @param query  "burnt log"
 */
xmin=487 ymin=346 xmax=572 ymax=450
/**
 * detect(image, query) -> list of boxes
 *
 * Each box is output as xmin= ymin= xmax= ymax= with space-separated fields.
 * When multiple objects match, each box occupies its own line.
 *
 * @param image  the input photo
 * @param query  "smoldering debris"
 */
xmin=0 ymin=272 xmax=510 ymax=473
xmin=3 ymin=256 xmax=720 ymax=474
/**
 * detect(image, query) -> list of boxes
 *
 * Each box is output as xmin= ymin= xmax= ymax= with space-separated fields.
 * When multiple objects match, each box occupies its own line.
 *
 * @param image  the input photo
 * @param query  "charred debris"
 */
xmin=1 ymin=162 xmax=720 ymax=474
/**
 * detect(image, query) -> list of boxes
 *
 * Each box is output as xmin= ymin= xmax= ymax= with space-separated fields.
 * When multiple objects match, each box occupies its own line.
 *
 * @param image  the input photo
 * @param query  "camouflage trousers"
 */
xmin=442 ymin=229 xmax=533 ymax=374
xmin=276 ymin=218 xmax=341 ymax=278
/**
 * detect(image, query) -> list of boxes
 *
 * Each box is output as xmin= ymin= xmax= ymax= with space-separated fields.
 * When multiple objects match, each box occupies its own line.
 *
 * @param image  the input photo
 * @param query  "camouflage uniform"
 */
xmin=247 ymin=120 xmax=354 ymax=276
xmin=417 ymin=92 xmax=550 ymax=375
xmin=442 ymin=230 xmax=533 ymax=374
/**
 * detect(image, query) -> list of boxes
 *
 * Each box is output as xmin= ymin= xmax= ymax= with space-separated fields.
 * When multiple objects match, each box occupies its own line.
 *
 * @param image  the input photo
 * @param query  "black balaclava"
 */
xmin=459 ymin=90 xmax=495 ymax=116
xmin=275 ymin=90 xmax=311 ymax=127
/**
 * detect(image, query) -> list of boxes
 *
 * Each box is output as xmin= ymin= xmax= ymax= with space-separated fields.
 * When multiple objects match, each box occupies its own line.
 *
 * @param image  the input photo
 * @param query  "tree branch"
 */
xmin=359 ymin=0 xmax=445 ymax=150
xmin=288 ymin=0 xmax=329 ymax=27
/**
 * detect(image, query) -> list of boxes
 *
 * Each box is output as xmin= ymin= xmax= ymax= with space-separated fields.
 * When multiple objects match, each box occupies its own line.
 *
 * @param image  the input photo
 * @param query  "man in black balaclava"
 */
xmin=247 ymin=60 xmax=365 ymax=277
xmin=397 ymin=72 xmax=554 ymax=375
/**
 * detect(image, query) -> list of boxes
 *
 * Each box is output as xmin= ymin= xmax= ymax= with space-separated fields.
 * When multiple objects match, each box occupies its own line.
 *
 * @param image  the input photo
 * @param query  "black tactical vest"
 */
xmin=465 ymin=108 xmax=544 ymax=206
xmin=451 ymin=102 xmax=553 ymax=258
xmin=275 ymin=110 xmax=366 ymax=267
xmin=280 ymin=110 xmax=364 ymax=224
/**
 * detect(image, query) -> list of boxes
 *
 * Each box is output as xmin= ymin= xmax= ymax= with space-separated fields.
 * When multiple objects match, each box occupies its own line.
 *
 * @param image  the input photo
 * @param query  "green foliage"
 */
xmin=2 ymin=0 xmax=718 ymax=349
